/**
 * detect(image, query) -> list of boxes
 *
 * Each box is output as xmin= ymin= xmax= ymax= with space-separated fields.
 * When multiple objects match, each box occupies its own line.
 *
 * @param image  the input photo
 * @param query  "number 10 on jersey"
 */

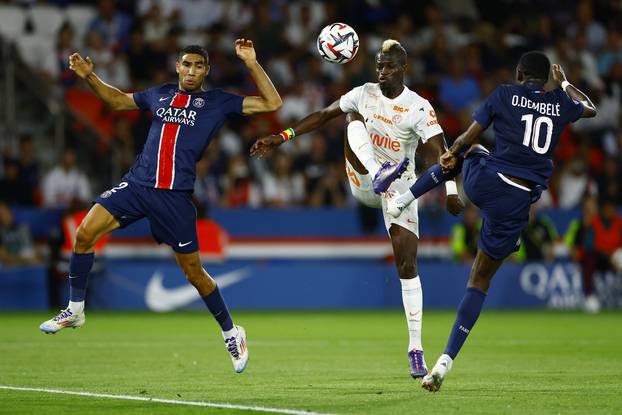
xmin=521 ymin=114 xmax=553 ymax=154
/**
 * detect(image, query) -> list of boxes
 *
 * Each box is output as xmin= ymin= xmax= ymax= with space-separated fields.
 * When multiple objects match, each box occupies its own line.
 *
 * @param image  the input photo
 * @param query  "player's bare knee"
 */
xmin=74 ymin=224 xmax=97 ymax=252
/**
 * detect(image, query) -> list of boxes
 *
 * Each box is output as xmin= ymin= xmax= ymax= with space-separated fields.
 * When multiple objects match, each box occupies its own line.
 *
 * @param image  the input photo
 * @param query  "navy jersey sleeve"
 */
xmin=217 ymin=90 xmax=245 ymax=118
xmin=133 ymin=86 xmax=159 ymax=111
xmin=472 ymin=86 xmax=503 ymax=129
xmin=559 ymin=90 xmax=585 ymax=123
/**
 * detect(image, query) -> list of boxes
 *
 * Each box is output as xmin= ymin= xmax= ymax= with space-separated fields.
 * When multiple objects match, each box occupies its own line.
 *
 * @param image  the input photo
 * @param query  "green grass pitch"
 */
xmin=1 ymin=310 xmax=620 ymax=415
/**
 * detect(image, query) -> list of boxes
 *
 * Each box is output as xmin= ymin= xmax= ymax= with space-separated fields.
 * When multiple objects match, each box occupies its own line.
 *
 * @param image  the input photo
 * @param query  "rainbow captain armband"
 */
xmin=278 ymin=127 xmax=296 ymax=142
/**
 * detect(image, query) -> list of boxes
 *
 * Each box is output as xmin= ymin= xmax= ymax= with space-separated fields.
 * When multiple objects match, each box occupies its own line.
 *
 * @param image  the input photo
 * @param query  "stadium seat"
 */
xmin=0 ymin=5 xmax=26 ymax=42
xmin=64 ymin=5 xmax=96 ymax=47
xmin=29 ymin=4 xmax=64 ymax=37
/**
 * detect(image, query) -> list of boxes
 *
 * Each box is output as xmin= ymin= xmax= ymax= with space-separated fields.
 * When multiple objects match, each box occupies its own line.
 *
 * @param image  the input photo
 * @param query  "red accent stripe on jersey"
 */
xmin=171 ymin=92 xmax=191 ymax=108
xmin=155 ymin=93 xmax=190 ymax=189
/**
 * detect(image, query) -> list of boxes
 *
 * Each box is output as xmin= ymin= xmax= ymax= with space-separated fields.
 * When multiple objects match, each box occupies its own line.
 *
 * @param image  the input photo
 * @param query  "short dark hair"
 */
xmin=178 ymin=45 xmax=208 ymax=63
xmin=518 ymin=51 xmax=550 ymax=81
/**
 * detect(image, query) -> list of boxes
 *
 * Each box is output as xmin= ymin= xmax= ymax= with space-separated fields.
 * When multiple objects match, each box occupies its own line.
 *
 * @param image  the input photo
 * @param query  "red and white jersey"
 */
xmin=340 ymin=83 xmax=443 ymax=174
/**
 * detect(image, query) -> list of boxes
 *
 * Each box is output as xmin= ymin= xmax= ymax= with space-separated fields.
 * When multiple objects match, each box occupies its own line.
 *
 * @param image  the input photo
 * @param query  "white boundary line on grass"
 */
xmin=0 ymin=385 xmax=335 ymax=415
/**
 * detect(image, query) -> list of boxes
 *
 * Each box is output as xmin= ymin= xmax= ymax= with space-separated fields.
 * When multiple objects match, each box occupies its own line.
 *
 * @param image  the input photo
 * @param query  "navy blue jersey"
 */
xmin=472 ymin=83 xmax=584 ymax=187
xmin=125 ymin=83 xmax=244 ymax=191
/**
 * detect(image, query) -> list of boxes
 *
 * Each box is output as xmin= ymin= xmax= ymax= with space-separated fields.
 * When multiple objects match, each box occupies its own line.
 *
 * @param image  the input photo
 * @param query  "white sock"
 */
xmin=400 ymin=276 xmax=423 ymax=351
xmin=396 ymin=189 xmax=415 ymax=206
xmin=222 ymin=326 xmax=238 ymax=340
xmin=347 ymin=120 xmax=381 ymax=177
xmin=68 ymin=300 xmax=84 ymax=314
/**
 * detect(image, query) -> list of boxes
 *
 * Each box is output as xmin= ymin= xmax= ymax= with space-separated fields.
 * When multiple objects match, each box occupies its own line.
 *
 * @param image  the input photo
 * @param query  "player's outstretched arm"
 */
xmin=69 ymin=53 xmax=138 ymax=111
xmin=236 ymin=39 xmax=282 ymax=115
xmin=551 ymin=64 xmax=597 ymax=118
xmin=420 ymin=133 xmax=465 ymax=215
xmin=250 ymin=100 xmax=344 ymax=157
xmin=441 ymin=121 xmax=485 ymax=172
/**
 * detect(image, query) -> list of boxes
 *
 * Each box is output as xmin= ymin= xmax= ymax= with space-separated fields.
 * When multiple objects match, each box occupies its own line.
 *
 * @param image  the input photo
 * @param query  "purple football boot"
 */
xmin=408 ymin=349 xmax=428 ymax=379
xmin=372 ymin=158 xmax=410 ymax=193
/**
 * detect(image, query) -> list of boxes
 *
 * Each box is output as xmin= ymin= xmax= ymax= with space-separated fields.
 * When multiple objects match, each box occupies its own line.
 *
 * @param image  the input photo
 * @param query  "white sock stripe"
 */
xmin=0 ymin=385 xmax=335 ymax=415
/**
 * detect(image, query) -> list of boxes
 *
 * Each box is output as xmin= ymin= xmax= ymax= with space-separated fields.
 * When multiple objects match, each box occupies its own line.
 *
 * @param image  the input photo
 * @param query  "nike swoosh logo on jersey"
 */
xmin=178 ymin=241 xmax=192 ymax=247
xmin=159 ymin=97 xmax=170 ymax=101
xmin=145 ymin=269 xmax=251 ymax=312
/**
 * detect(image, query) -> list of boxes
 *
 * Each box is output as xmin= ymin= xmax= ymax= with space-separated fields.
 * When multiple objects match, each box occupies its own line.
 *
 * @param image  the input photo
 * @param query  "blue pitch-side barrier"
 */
xmin=12 ymin=207 xmax=584 ymax=239
xmin=1 ymin=260 xmax=588 ymax=311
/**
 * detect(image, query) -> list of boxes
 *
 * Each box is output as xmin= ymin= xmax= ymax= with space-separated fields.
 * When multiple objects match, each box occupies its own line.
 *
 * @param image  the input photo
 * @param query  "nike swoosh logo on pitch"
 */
xmin=145 ymin=269 xmax=251 ymax=312
xmin=178 ymin=241 xmax=192 ymax=247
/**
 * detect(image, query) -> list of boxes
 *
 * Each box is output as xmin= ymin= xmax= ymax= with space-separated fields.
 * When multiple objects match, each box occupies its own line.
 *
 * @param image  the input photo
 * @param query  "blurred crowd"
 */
xmin=0 ymin=0 xmax=621 ymax=213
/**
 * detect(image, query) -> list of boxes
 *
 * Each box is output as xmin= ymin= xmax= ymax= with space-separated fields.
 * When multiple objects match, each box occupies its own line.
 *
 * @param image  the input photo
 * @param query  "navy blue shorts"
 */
xmin=462 ymin=151 xmax=532 ymax=260
xmin=95 ymin=180 xmax=198 ymax=253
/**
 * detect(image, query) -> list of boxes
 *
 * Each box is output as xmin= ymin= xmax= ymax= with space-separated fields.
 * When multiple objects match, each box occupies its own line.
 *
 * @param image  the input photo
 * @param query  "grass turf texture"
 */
xmin=0 ymin=310 xmax=620 ymax=415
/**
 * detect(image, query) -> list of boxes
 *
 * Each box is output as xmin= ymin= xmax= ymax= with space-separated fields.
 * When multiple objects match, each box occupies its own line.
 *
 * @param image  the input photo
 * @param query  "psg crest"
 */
xmin=193 ymin=97 xmax=205 ymax=108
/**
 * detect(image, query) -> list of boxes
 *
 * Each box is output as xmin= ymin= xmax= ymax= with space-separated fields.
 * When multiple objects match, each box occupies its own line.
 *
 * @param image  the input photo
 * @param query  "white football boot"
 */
xmin=224 ymin=325 xmax=248 ymax=373
xmin=386 ymin=192 xmax=407 ymax=218
xmin=40 ymin=308 xmax=85 ymax=334
xmin=421 ymin=354 xmax=453 ymax=392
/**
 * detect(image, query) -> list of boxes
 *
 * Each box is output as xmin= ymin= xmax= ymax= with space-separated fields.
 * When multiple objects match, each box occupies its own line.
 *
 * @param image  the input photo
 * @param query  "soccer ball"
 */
xmin=316 ymin=23 xmax=359 ymax=64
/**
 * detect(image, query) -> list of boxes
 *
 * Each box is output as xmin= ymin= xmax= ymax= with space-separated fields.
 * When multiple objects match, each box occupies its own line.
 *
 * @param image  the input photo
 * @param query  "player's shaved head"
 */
xmin=517 ymin=51 xmax=550 ymax=82
xmin=179 ymin=45 xmax=208 ymax=64
xmin=377 ymin=39 xmax=407 ymax=66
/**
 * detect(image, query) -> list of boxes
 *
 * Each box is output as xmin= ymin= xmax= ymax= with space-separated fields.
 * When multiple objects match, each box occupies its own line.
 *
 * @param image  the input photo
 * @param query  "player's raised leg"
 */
xmin=386 ymin=155 xmax=465 ymax=218
xmin=175 ymin=252 xmax=248 ymax=373
xmin=40 ymin=204 xmax=120 ymax=333
xmin=388 ymin=224 xmax=428 ymax=378
xmin=346 ymin=112 xmax=409 ymax=193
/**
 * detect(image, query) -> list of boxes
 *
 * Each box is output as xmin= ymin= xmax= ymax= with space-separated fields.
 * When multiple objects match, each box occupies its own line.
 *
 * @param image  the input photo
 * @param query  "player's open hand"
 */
xmin=440 ymin=150 xmax=458 ymax=173
xmin=446 ymin=194 xmax=465 ymax=216
xmin=235 ymin=39 xmax=256 ymax=64
xmin=68 ymin=53 xmax=94 ymax=79
xmin=250 ymin=135 xmax=284 ymax=158
xmin=551 ymin=64 xmax=567 ymax=87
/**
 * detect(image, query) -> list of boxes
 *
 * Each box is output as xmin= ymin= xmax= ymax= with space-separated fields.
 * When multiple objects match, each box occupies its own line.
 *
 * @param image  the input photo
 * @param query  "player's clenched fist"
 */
xmin=550 ymin=64 xmax=567 ymax=87
xmin=68 ymin=53 xmax=94 ymax=79
xmin=250 ymin=135 xmax=284 ymax=158
xmin=440 ymin=150 xmax=458 ymax=172
xmin=235 ymin=38 xmax=256 ymax=64
xmin=446 ymin=194 xmax=464 ymax=216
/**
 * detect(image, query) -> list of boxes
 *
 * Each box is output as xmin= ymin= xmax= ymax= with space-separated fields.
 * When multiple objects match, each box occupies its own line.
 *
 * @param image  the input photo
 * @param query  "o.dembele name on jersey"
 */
xmin=156 ymin=107 xmax=197 ymax=126
xmin=511 ymin=95 xmax=561 ymax=117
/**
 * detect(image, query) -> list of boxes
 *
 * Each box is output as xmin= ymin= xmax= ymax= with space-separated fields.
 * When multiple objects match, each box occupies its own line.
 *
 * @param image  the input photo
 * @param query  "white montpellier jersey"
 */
xmin=339 ymin=83 xmax=443 ymax=175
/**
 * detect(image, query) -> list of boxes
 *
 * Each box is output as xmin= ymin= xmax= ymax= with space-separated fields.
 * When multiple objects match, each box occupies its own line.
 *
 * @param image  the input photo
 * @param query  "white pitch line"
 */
xmin=0 ymin=386 xmax=335 ymax=415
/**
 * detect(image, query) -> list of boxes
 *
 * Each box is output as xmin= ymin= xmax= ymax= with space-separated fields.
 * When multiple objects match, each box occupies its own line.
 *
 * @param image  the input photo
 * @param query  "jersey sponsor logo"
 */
xmin=144 ymin=268 xmax=251 ymax=312
xmin=155 ymin=107 xmax=197 ymax=126
xmin=373 ymin=113 xmax=393 ymax=125
xmin=393 ymin=105 xmax=409 ymax=113
xmin=392 ymin=114 xmax=402 ymax=124
xmin=192 ymin=97 xmax=205 ymax=108
xmin=346 ymin=165 xmax=361 ymax=187
xmin=426 ymin=109 xmax=438 ymax=127
xmin=371 ymin=132 xmax=401 ymax=152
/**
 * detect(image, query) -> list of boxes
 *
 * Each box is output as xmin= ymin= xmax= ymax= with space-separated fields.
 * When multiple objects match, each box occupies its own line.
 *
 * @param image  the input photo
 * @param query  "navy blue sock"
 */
xmin=408 ymin=160 xmax=462 ymax=198
xmin=202 ymin=287 xmax=234 ymax=332
xmin=69 ymin=252 xmax=94 ymax=302
xmin=443 ymin=287 xmax=487 ymax=359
